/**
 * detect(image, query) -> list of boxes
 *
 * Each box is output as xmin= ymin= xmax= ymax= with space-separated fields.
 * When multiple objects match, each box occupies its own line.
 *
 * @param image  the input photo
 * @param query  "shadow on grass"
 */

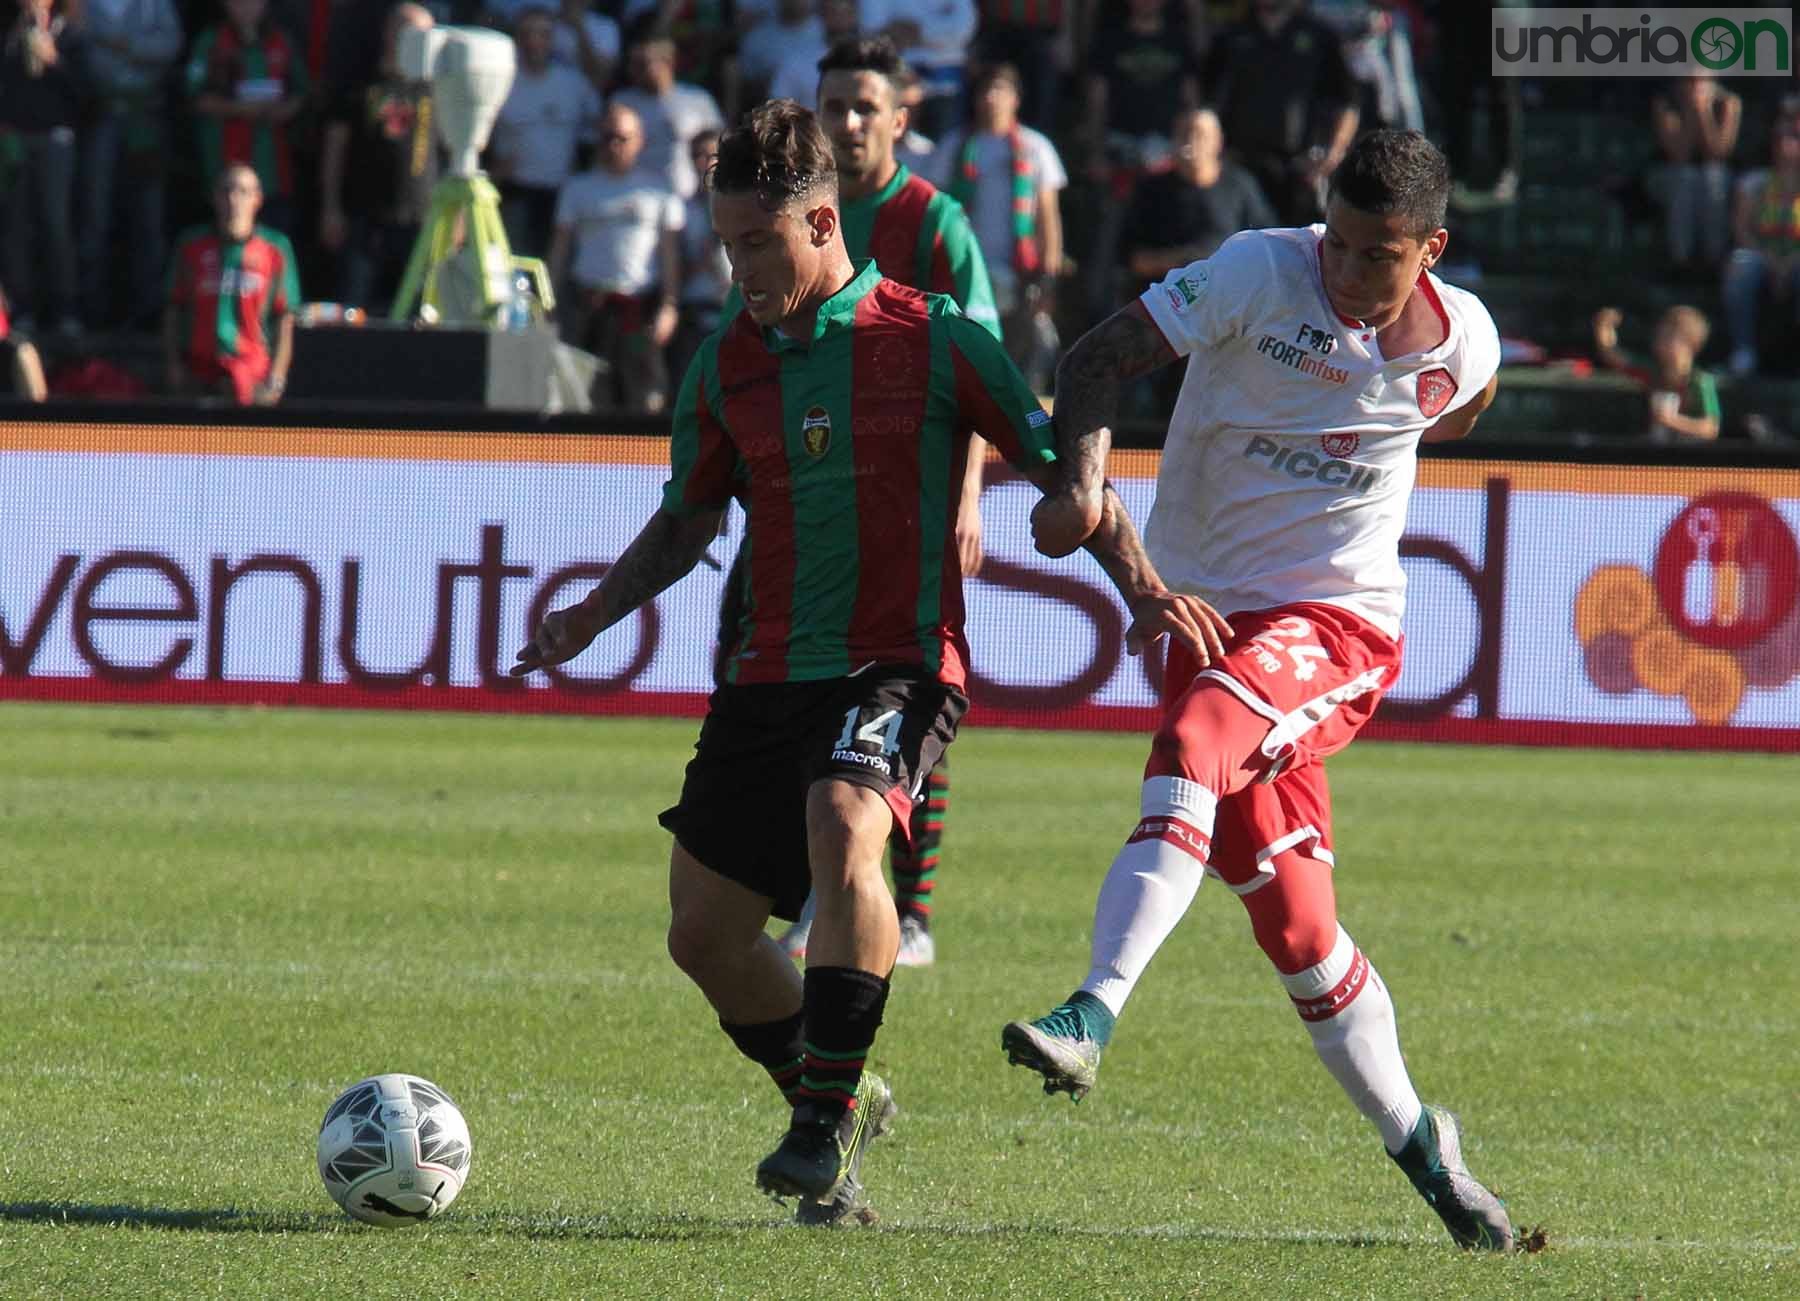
xmin=0 ymin=1201 xmax=764 ymax=1241
xmin=0 ymin=1201 xmax=1442 ymax=1249
xmin=0 ymin=1202 xmax=331 ymax=1233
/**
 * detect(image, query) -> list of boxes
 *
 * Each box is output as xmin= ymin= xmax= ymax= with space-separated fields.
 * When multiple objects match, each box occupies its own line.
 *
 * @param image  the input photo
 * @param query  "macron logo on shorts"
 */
xmin=831 ymin=748 xmax=893 ymax=775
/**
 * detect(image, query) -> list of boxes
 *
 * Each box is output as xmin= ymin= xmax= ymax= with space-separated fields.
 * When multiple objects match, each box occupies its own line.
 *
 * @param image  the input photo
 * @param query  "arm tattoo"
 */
xmin=582 ymin=508 xmax=722 ymax=631
xmin=1080 ymin=482 xmax=1167 ymax=608
xmin=1052 ymin=306 xmax=1175 ymax=492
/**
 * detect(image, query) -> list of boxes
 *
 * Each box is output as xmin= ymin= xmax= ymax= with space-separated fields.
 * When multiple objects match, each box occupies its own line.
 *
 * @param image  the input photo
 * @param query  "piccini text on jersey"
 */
xmin=1243 ymin=434 xmax=1388 ymax=493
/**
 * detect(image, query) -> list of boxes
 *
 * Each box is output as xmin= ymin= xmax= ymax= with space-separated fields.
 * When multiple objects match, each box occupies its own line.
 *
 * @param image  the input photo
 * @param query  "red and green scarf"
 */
xmin=950 ymin=126 xmax=1041 ymax=276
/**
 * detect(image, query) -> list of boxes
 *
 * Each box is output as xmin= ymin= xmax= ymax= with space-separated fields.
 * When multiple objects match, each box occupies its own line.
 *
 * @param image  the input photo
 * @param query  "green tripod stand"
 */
xmin=389 ymin=174 xmax=554 ymax=326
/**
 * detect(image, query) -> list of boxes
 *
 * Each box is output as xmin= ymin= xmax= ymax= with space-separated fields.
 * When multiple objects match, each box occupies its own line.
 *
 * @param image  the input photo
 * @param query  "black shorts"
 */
xmin=657 ymin=666 xmax=968 ymax=921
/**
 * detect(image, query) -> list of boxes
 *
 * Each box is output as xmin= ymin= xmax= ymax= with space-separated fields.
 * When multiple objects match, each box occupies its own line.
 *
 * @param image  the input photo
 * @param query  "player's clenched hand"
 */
xmin=1125 ymin=591 xmax=1233 ymax=663
xmin=509 ymin=605 xmax=598 ymax=676
xmin=1030 ymin=487 xmax=1103 ymax=558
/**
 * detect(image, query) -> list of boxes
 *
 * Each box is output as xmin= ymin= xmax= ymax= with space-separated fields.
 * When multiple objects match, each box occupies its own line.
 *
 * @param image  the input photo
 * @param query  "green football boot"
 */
xmin=1391 ymin=1104 xmax=1515 ymax=1251
xmin=1000 ymin=994 xmax=1113 ymax=1102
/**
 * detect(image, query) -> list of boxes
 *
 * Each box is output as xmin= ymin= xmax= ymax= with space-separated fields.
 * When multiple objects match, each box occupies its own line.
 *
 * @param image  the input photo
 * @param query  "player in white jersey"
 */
xmin=1000 ymin=130 xmax=1515 ymax=1252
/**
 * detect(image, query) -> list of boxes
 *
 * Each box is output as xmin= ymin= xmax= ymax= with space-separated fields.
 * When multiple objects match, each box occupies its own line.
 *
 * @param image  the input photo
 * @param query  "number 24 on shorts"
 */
xmin=1248 ymin=616 xmax=1331 ymax=681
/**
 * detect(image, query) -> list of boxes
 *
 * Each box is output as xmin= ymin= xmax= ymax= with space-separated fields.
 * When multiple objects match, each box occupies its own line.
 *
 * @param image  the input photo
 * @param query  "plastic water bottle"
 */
xmin=502 ymin=273 xmax=535 ymax=331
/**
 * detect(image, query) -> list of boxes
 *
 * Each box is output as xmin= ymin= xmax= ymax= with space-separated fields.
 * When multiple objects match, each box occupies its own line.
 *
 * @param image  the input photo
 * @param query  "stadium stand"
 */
xmin=0 ymin=1 xmax=1795 ymax=449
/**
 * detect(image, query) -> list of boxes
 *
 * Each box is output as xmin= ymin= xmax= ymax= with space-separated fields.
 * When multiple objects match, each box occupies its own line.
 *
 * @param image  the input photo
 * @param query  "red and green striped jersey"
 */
xmin=982 ymin=0 xmax=1066 ymax=27
xmin=167 ymin=225 xmax=301 ymax=371
xmin=185 ymin=24 xmax=308 ymax=197
xmin=665 ymin=261 xmax=1055 ymax=690
xmin=840 ymin=163 xmax=1001 ymax=339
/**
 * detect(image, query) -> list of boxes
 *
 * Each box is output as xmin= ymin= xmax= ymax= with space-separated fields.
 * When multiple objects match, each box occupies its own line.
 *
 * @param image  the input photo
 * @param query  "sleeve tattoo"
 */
xmin=1052 ymin=305 xmax=1176 ymax=492
xmin=581 ymin=507 xmax=723 ymax=630
xmin=1079 ymin=481 xmax=1167 ymax=609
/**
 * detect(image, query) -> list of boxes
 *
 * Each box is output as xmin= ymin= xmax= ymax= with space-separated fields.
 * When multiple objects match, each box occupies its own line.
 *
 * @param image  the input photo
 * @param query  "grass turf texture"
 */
xmin=1 ymin=703 xmax=1795 ymax=1299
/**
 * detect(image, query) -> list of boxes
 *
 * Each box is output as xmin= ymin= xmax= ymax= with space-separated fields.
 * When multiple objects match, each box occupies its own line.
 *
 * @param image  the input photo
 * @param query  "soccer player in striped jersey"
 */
xmin=163 ymin=164 xmax=299 ymax=405
xmin=513 ymin=100 xmax=1216 ymax=1227
xmin=753 ymin=35 xmax=1003 ymax=966
xmin=1002 ymin=129 xmax=1516 ymax=1251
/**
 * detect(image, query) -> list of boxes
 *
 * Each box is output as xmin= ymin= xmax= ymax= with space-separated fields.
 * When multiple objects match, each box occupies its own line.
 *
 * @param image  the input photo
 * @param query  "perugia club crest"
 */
xmin=801 ymin=405 xmax=832 ymax=458
xmin=1320 ymin=432 xmax=1359 ymax=458
xmin=1416 ymin=367 xmax=1456 ymax=418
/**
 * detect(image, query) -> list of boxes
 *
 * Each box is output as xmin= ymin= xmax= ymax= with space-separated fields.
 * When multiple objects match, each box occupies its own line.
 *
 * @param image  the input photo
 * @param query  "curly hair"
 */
xmin=1329 ymin=129 xmax=1451 ymax=239
xmin=711 ymin=99 xmax=837 ymax=209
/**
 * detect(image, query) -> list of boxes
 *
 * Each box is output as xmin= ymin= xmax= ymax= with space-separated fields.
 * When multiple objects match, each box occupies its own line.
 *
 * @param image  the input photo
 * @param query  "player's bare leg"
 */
xmin=755 ymin=780 xmax=900 ymax=1224
xmin=668 ymin=841 xmax=849 ymax=1209
xmin=803 ymin=779 xmax=901 ymax=972
xmin=666 ymin=842 xmax=801 ymax=1025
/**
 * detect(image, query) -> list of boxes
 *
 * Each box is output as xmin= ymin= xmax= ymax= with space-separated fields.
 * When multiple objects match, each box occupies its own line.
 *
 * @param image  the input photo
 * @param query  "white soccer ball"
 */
xmin=317 ymin=1073 xmax=473 ymax=1227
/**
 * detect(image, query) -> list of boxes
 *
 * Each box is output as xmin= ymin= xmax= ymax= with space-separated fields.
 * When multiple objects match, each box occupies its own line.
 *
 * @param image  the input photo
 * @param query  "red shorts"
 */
xmin=1155 ymin=602 xmax=1401 ymax=893
xmin=188 ymin=353 xmax=269 ymax=405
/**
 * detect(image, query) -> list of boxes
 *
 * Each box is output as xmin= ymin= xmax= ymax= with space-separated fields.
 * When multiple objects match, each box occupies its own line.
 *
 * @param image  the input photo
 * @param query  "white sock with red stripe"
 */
xmin=1281 ymin=924 xmax=1423 ymax=1152
xmin=1079 ymin=776 xmax=1216 ymax=1016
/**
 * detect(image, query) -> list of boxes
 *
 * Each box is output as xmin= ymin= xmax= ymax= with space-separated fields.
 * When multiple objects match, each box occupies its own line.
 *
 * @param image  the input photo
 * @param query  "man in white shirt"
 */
xmin=767 ymin=0 xmax=857 ymax=108
xmin=1001 ymin=129 xmax=1515 ymax=1254
xmin=549 ymin=102 xmax=684 ymax=413
xmin=612 ymin=33 xmax=724 ymax=199
xmin=553 ymin=0 xmax=620 ymax=87
xmin=860 ymin=0 xmax=975 ymax=138
xmin=671 ymin=127 xmax=729 ymax=380
xmin=490 ymin=7 xmax=603 ymax=258
xmin=481 ymin=0 xmax=618 ymax=85
xmin=738 ymin=0 xmax=820 ymax=100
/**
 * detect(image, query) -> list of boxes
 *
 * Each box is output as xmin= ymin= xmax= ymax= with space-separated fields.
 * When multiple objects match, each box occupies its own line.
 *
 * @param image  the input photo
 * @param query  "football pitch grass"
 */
xmin=1 ymin=703 xmax=1794 ymax=1299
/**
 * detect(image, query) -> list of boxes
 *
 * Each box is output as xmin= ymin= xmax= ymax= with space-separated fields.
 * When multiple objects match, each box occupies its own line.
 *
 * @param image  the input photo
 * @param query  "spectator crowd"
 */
xmin=0 ymin=0 xmax=1795 ymax=438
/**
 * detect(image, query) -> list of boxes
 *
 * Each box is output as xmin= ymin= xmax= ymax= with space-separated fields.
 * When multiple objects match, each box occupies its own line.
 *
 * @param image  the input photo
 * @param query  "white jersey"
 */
xmin=1138 ymin=225 xmax=1500 ymax=637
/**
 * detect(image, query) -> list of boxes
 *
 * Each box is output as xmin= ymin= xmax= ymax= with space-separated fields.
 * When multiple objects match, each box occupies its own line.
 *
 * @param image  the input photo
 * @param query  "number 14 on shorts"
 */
xmin=836 ymin=707 xmax=904 ymax=755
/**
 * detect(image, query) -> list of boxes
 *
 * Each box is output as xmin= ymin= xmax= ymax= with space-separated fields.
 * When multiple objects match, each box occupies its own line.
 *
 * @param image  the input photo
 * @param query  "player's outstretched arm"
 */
xmin=1035 ymin=301 xmax=1178 ymax=557
xmin=1022 ymin=468 xmax=1233 ymax=665
xmin=510 ymin=506 xmax=724 ymax=676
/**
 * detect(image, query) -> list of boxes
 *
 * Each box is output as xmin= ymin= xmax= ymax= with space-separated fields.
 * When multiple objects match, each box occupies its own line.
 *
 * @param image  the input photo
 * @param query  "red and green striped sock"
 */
xmin=796 ymin=966 xmax=890 ymax=1121
xmin=720 ymin=1010 xmax=805 ymax=1105
xmin=891 ymin=761 xmax=948 ymax=922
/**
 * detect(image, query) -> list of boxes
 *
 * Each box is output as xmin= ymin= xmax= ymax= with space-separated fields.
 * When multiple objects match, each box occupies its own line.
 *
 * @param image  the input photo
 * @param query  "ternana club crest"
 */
xmin=1416 ymin=367 xmax=1456 ymax=418
xmin=801 ymin=405 xmax=832 ymax=458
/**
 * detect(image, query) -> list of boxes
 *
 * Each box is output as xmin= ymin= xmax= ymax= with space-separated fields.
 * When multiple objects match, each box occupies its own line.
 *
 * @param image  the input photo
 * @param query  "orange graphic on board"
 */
xmin=1575 ymin=493 xmax=1800 ymax=724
